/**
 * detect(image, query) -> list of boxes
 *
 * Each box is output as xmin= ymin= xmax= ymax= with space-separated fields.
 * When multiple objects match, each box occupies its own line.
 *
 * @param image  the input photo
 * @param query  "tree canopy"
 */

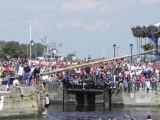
xmin=142 ymin=43 xmax=154 ymax=51
xmin=0 ymin=40 xmax=44 ymax=58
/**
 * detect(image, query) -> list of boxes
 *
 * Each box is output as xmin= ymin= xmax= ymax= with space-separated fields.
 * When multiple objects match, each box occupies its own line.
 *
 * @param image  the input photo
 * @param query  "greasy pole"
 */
xmin=41 ymin=49 xmax=156 ymax=75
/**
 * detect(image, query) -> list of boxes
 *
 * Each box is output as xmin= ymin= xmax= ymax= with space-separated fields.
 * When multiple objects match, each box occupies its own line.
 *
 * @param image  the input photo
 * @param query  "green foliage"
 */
xmin=19 ymin=44 xmax=28 ymax=58
xmin=0 ymin=40 xmax=44 ymax=58
xmin=3 ymin=41 xmax=21 ymax=58
xmin=34 ymin=43 xmax=44 ymax=57
xmin=142 ymin=44 xmax=154 ymax=51
xmin=66 ymin=54 xmax=75 ymax=61
xmin=0 ymin=41 xmax=6 ymax=50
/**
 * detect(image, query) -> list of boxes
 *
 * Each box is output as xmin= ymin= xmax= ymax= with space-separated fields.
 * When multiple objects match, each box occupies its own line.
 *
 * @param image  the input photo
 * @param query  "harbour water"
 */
xmin=7 ymin=104 xmax=160 ymax=120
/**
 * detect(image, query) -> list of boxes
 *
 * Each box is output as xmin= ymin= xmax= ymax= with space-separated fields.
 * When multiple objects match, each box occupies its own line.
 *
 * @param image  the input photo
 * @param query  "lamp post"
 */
xmin=130 ymin=43 xmax=133 ymax=62
xmin=74 ymin=50 xmax=76 ymax=56
xmin=30 ymin=40 xmax=34 ymax=59
xmin=50 ymin=47 xmax=53 ymax=59
xmin=117 ymin=47 xmax=119 ymax=57
xmin=35 ymin=43 xmax=37 ymax=58
xmin=53 ymin=49 xmax=57 ymax=59
xmin=113 ymin=44 xmax=116 ymax=57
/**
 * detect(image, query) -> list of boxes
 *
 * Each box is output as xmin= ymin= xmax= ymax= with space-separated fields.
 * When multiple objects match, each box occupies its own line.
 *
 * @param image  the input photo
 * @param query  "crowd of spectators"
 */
xmin=0 ymin=56 xmax=160 ymax=93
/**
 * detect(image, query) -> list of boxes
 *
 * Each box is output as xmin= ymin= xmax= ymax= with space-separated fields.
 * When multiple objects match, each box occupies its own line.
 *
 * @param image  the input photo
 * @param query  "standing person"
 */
xmin=136 ymin=75 xmax=140 ymax=92
xmin=42 ymin=94 xmax=50 ymax=114
xmin=22 ymin=63 xmax=31 ymax=86
xmin=140 ymin=75 xmax=146 ymax=91
xmin=32 ymin=65 xmax=40 ymax=86
xmin=146 ymin=79 xmax=150 ymax=93
xmin=0 ymin=64 xmax=4 ymax=78
xmin=17 ymin=64 xmax=24 ymax=86
xmin=123 ymin=75 xmax=128 ymax=93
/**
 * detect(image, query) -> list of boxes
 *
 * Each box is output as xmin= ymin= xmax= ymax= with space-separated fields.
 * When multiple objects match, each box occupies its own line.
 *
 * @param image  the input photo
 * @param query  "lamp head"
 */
xmin=130 ymin=43 xmax=133 ymax=48
xmin=113 ymin=44 xmax=116 ymax=48
xmin=30 ymin=40 xmax=34 ymax=46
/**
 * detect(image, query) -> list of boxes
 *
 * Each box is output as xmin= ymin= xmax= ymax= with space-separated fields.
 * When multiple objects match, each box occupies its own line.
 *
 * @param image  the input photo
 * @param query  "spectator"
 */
xmin=42 ymin=94 xmax=50 ymax=114
xmin=146 ymin=114 xmax=152 ymax=120
xmin=22 ymin=63 xmax=31 ymax=86
xmin=17 ymin=64 xmax=24 ymax=85
xmin=13 ymin=78 xmax=19 ymax=86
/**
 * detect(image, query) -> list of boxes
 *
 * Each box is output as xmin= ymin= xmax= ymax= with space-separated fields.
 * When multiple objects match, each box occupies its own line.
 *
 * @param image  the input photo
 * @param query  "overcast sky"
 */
xmin=0 ymin=0 xmax=160 ymax=59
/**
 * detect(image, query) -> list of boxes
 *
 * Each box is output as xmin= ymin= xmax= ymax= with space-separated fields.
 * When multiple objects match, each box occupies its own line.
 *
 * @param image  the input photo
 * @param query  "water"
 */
xmin=43 ymin=104 xmax=160 ymax=120
xmin=5 ymin=104 xmax=160 ymax=120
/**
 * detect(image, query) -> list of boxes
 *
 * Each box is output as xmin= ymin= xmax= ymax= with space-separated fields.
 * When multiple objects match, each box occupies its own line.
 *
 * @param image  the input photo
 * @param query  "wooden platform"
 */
xmin=67 ymin=88 xmax=104 ymax=95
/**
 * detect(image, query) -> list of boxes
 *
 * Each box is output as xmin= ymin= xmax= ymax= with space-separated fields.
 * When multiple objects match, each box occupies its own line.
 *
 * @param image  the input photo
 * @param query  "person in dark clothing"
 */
xmin=146 ymin=114 xmax=152 ymax=120
xmin=32 ymin=65 xmax=40 ymax=85
xmin=22 ymin=64 xmax=31 ymax=86
xmin=85 ymin=66 xmax=90 ymax=79
xmin=24 ymin=64 xmax=31 ymax=73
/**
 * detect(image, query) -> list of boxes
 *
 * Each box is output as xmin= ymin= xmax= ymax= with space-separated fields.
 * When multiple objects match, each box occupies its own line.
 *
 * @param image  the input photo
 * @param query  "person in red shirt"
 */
xmin=140 ymin=75 xmax=145 ymax=91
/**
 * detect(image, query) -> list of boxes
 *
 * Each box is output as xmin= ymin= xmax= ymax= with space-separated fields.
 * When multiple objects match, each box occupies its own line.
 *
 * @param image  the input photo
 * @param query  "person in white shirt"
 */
xmin=44 ymin=94 xmax=50 ymax=106
xmin=13 ymin=78 xmax=19 ymax=86
xmin=146 ymin=79 xmax=150 ymax=93
xmin=42 ymin=94 xmax=50 ymax=114
xmin=18 ymin=64 xmax=24 ymax=85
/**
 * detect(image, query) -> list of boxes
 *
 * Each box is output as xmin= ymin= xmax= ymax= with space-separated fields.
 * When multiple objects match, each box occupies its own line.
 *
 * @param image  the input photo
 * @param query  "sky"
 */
xmin=0 ymin=0 xmax=160 ymax=59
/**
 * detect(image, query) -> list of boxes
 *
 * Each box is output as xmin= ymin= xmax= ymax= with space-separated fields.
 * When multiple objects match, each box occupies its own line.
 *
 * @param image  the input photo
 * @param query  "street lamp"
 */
xmin=113 ymin=44 xmax=116 ymax=57
xmin=130 ymin=43 xmax=133 ymax=62
xmin=30 ymin=40 xmax=34 ymax=59
xmin=48 ymin=47 xmax=53 ymax=59
xmin=53 ymin=49 xmax=57 ymax=59
xmin=74 ymin=50 xmax=76 ymax=56
xmin=117 ymin=47 xmax=120 ymax=57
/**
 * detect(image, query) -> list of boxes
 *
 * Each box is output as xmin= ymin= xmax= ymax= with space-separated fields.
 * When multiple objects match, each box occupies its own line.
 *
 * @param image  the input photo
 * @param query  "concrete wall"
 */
xmin=46 ymin=82 xmax=160 ymax=106
xmin=1 ymin=82 xmax=159 ymax=118
xmin=0 ymin=86 xmax=41 ymax=119
xmin=44 ymin=82 xmax=76 ymax=103
xmin=112 ymin=89 xmax=160 ymax=105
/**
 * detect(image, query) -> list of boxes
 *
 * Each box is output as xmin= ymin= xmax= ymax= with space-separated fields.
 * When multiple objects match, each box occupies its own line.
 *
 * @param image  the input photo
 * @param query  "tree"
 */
xmin=19 ymin=44 xmax=28 ymax=58
xmin=0 ymin=41 xmax=6 ymax=50
xmin=0 ymin=40 xmax=47 ymax=58
xmin=0 ymin=41 xmax=6 ymax=58
xmin=3 ymin=41 xmax=22 ymax=58
xmin=142 ymin=44 xmax=154 ymax=51
xmin=65 ymin=54 xmax=75 ymax=61
xmin=34 ymin=43 xmax=44 ymax=57
xmin=0 ymin=50 xmax=5 ymax=58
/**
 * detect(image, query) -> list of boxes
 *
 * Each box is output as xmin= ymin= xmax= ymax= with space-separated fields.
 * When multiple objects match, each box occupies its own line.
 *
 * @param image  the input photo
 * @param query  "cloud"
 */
xmin=140 ymin=0 xmax=159 ymax=5
xmin=56 ymin=20 xmax=110 ymax=31
xmin=84 ymin=21 xmax=109 ymax=31
xmin=22 ymin=3 xmax=54 ymax=12
xmin=28 ymin=19 xmax=43 ymax=32
xmin=56 ymin=20 xmax=83 ymax=29
xmin=0 ymin=23 xmax=19 ymax=29
xmin=62 ymin=0 xmax=112 ymax=14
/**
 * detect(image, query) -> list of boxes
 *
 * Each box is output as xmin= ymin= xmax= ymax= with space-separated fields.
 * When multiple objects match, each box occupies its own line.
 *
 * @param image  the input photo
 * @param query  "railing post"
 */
xmin=103 ymin=87 xmax=106 ymax=110
xmin=63 ymin=87 xmax=65 ymax=112
xmin=108 ymin=88 xmax=112 ymax=111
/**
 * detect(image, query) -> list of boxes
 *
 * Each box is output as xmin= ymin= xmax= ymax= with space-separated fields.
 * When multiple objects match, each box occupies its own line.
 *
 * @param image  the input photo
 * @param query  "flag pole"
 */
xmin=30 ymin=25 xmax=32 ymax=59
